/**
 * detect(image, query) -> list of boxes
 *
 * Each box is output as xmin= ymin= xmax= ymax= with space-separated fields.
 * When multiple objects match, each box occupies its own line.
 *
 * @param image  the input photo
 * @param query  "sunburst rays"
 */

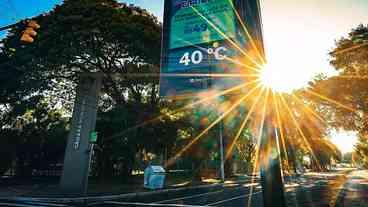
xmin=102 ymin=2 xmax=357 ymax=203
xmin=166 ymin=83 xmax=262 ymax=167
xmin=191 ymin=6 xmax=263 ymax=68
xmin=305 ymin=89 xmax=356 ymax=113
xmin=225 ymin=87 xmax=265 ymax=160
xmin=278 ymin=94 xmax=321 ymax=168
xmin=246 ymin=87 xmax=270 ymax=207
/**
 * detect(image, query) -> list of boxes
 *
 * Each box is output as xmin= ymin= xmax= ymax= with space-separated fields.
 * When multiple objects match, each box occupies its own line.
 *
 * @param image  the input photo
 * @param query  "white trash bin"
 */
xmin=144 ymin=165 xmax=166 ymax=190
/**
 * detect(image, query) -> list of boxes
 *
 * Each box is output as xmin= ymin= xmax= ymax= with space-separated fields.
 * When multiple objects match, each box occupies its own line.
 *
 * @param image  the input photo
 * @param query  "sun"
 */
xmin=259 ymin=60 xmax=305 ymax=93
xmin=259 ymin=62 xmax=292 ymax=93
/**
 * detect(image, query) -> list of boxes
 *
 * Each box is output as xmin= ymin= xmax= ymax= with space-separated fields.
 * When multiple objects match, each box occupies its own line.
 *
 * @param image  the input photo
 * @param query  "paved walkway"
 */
xmin=284 ymin=169 xmax=368 ymax=207
xmin=334 ymin=170 xmax=368 ymax=207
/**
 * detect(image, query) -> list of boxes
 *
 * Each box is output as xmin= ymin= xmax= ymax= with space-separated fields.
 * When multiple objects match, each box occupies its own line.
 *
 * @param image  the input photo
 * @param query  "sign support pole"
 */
xmin=83 ymin=143 xmax=94 ymax=196
xmin=219 ymin=121 xmax=225 ymax=182
xmin=259 ymin=119 xmax=286 ymax=207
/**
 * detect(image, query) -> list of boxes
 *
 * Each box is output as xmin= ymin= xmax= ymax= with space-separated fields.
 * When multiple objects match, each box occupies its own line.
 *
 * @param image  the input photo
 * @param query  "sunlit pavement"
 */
xmin=2 ymin=169 xmax=368 ymax=206
xmin=91 ymin=181 xmax=264 ymax=207
xmin=0 ymin=179 xmax=264 ymax=207
xmin=91 ymin=168 xmax=368 ymax=207
xmin=333 ymin=170 xmax=368 ymax=207
xmin=285 ymin=168 xmax=368 ymax=207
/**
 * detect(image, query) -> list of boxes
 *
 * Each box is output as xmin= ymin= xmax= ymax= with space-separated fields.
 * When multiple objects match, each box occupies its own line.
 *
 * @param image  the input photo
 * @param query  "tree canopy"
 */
xmin=0 ymin=0 xmax=180 ymax=178
xmin=304 ymin=24 xmax=368 ymax=167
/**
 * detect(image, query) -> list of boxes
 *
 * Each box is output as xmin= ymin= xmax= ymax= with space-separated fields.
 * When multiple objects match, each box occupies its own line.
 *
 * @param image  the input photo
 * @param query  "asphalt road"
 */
xmin=97 ymin=181 xmax=264 ymax=207
xmin=2 ymin=169 xmax=368 ymax=207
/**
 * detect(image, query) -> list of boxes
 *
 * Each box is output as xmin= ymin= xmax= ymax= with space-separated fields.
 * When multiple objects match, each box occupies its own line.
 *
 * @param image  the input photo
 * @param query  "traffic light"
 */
xmin=20 ymin=20 xmax=40 ymax=43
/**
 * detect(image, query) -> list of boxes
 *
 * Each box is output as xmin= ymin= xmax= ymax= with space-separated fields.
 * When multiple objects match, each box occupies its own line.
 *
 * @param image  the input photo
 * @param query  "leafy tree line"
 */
xmin=1 ymin=0 xmax=359 ymax=182
xmin=0 ymin=0 xmax=184 ymax=179
xmin=0 ymin=0 xmax=249 ymax=181
xmin=303 ymin=24 xmax=368 ymax=168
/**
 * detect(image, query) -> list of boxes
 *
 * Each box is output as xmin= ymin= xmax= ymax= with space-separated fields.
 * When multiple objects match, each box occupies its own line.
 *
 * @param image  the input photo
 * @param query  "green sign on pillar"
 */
xmin=89 ymin=131 xmax=98 ymax=143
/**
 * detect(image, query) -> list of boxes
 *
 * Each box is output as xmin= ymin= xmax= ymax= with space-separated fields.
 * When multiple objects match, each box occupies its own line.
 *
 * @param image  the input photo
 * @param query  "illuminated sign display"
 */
xmin=160 ymin=0 xmax=264 ymax=97
xmin=169 ymin=0 xmax=236 ymax=49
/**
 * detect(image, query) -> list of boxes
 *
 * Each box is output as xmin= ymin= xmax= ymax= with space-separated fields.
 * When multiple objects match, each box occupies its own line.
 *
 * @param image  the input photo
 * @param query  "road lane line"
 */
xmin=0 ymin=183 xmax=224 ymax=203
xmin=0 ymin=202 xmax=48 ymax=207
xmin=104 ymin=201 xmax=207 ymax=207
xmin=154 ymin=190 xmax=224 ymax=204
xmin=206 ymin=191 xmax=262 ymax=206
xmin=17 ymin=201 xmax=70 ymax=207
xmin=154 ymin=186 xmax=248 ymax=204
xmin=1 ymin=198 xmax=71 ymax=207
xmin=154 ymin=183 xmax=259 ymax=204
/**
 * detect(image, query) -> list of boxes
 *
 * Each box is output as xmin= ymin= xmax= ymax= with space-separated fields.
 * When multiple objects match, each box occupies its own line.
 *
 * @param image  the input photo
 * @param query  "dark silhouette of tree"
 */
xmin=0 ymin=0 xmax=181 ymax=179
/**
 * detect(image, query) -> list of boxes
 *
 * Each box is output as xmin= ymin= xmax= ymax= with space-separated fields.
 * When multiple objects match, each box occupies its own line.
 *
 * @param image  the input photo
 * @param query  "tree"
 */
xmin=234 ymin=129 xmax=256 ymax=174
xmin=302 ymin=25 xmax=368 ymax=167
xmin=95 ymin=104 xmax=182 ymax=179
xmin=273 ymin=92 xmax=342 ymax=172
xmin=342 ymin=152 xmax=353 ymax=164
xmin=0 ymin=129 xmax=17 ymax=176
xmin=1 ymin=0 xmax=161 ymax=106
xmin=305 ymin=25 xmax=368 ymax=134
xmin=355 ymin=134 xmax=368 ymax=168
xmin=0 ymin=96 xmax=69 ymax=177
xmin=0 ymin=0 xmax=182 ymax=179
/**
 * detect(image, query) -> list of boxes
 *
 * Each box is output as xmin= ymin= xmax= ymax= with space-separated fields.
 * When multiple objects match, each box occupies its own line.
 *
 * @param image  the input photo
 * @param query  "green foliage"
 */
xmin=0 ymin=0 xmax=171 ymax=179
xmin=0 ymin=129 xmax=17 ymax=175
xmin=355 ymin=135 xmax=368 ymax=168
xmin=94 ymin=103 xmax=182 ymax=178
xmin=234 ymin=129 xmax=255 ymax=174
xmin=306 ymin=25 xmax=368 ymax=133
xmin=0 ymin=97 xmax=69 ymax=177
xmin=302 ymin=24 xmax=368 ymax=170
xmin=309 ymin=138 xmax=341 ymax=171
xmin=342 ymin=152 xmax=353 ymax=164
xmin=0 ymin=0 xmax=162 ymax=107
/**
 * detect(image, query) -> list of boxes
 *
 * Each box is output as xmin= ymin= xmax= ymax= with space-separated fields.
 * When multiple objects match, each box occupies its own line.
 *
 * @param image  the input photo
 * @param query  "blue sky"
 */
xmin=0 ymin=0 xmax=62 ymax=37
xmin=0 ymin=0 xmax=62 ymax=27
xmin=123 ymin=0 xmax=163 ymax=19
xmin=0 ymin=0 xmax=162 ymax=29
xmin=0 ymin=0 xmax=163 ymax=37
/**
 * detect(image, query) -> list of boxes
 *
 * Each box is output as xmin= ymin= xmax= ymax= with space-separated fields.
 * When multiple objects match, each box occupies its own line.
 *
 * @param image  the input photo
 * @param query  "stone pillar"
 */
xmin=60 ymin=73 xmax=102 ymax=195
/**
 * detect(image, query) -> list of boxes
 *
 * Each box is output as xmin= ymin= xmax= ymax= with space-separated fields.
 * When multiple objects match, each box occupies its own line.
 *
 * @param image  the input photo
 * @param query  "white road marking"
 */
xmin=104 ymin=201 xmax=207 ymax=207
xmin=24 ymin=202 xmax=70 ymax=207
xmin=0 ymin=183 xmax=223 ymax=203
xmin=0 ymin=199 xmax=71 ymax=207
xmin=206 ymin=191 xmax=262 ymax=206
xmin=154 ymin=190 xmax=224 ymax=204
xmin=0 ymin=202 xmax=48 ymax=207
xmin=154 ymin=185 xmax=247 ymax=204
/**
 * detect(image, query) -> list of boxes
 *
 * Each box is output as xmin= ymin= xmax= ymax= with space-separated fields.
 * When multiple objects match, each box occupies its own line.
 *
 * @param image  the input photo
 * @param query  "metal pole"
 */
xmin=84 ymin=143 xmax=94 ymax=197
xmin=259 ymin=120 xmax=286 ymax=207
xmin=219 ymin=121 xmax=225 ymax=182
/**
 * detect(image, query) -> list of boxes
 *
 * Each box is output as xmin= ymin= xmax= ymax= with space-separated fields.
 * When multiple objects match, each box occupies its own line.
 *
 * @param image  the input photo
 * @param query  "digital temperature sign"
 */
xmin=160 ymin=0 xmax=264 ymax=97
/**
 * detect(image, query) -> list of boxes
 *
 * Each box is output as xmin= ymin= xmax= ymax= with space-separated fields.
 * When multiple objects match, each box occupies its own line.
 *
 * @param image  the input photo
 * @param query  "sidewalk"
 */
xmin=283 ymin=169 xmax=368 ymax=207
xmin=334 ymin=170 xmax=368 ymax=207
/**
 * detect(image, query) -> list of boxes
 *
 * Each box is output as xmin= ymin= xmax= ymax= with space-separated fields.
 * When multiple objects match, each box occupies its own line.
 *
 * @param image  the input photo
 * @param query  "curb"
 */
xmin=0 ymin=182 xmax=225 ymax=203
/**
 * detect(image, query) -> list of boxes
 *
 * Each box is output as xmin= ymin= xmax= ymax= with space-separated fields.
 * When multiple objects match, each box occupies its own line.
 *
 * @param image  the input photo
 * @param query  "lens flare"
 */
xmin=259 ymin=62 xmax=291 ymax=93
